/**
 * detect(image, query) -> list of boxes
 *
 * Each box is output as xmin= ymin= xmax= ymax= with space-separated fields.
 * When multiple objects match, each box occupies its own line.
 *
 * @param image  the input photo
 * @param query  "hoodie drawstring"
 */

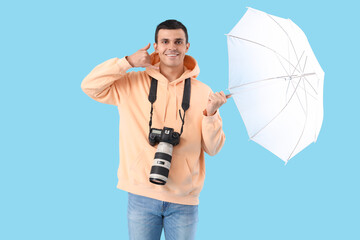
xmin=175 ymin=84 xmax=177 ymax=120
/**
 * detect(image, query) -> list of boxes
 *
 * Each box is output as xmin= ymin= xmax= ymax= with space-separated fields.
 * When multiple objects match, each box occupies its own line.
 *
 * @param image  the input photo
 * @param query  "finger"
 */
xmin=209 ymin=94 xmax=216 ymax=102
xmin=210 ymin=92 xmax=222 ymax=100
xmin=219 ymin=91 xmax=226 ymax=100
xmin=214 ymin=92 xmax=223 ymax=100
xmin=210 ymin=95 xmax=225 ymax=105
xmin=226 ymin=94 xmax=232 ymax=99
xmin=215 ymin=92 xmax=226 ymax=102
xmin=140 ymin=43 xmax=151 ymax=51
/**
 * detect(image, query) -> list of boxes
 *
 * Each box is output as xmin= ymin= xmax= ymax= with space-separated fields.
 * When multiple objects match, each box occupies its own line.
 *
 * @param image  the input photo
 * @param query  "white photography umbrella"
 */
xmin=227 ymin=7 xmax=324 ymax=163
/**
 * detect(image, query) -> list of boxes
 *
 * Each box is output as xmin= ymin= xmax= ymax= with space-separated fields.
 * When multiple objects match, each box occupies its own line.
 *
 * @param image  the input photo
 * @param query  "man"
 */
xmin=81 ymin=20 xmax=230 ymax=240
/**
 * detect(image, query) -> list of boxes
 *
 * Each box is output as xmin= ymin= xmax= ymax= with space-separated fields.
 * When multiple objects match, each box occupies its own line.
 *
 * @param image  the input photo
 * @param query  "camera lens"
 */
xmin=149 ymin=142 xmax=173 ymax=185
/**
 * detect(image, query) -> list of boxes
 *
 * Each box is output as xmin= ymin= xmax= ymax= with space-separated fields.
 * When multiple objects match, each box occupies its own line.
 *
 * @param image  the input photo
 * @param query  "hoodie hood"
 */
xmin=145 ymin=52 xmax=200 ymax=85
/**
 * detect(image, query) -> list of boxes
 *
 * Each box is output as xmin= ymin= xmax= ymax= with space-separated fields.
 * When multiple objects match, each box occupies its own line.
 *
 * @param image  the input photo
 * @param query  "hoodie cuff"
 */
xmin=202 ymin=109 xmax=220 ymax=121
xmin=117 ymin=57 xmax=133 ymax=73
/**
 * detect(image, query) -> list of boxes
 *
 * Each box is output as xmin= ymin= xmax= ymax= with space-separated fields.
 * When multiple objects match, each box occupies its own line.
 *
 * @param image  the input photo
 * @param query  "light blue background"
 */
xmin=1 ymin=0 xmax=359 ymax=239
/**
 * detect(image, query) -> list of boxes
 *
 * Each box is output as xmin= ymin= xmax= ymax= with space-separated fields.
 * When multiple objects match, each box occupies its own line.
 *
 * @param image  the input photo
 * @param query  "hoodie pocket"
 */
xmin=129 ymin=145 xmax=156 ymax=185
xmin=165 ymin=156 xmax=194 ymax=196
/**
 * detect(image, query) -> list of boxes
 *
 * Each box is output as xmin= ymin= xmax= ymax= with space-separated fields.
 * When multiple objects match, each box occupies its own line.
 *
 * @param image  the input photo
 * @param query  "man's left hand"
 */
xmin=205 ymin=91 xmax=232 ymax=116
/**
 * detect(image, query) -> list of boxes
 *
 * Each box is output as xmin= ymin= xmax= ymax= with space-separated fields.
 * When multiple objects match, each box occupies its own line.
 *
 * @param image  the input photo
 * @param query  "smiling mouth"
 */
xmin=165 ymin=53 xmax=179 ymax=57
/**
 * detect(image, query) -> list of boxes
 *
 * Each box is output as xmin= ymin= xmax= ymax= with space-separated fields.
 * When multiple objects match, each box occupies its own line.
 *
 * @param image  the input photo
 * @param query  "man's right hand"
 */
xmin=126 ymin=43 xmax=159 ymax=69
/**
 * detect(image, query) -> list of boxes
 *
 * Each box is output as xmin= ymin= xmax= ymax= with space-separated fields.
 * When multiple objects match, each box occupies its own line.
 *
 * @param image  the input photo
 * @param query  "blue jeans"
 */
xmin=127 ymin=192 xmax=198 ymax=240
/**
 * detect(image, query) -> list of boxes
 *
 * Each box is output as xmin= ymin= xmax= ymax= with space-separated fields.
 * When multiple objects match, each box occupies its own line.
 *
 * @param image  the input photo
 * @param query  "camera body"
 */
xmin=149 ymin=127 xmax=180 ymax=147
xmin=148 ymin=127 xmax=180 ymax=185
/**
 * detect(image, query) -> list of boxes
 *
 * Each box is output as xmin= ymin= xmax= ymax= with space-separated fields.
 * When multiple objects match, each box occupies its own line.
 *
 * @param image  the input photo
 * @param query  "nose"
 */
xmin=168 ymin=42 xmax=177 ymax=50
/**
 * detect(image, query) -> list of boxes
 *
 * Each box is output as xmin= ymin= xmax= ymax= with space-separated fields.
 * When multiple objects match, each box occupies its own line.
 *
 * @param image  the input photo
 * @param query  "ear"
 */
xmin=185 ymin=42 xmax=190 ymax=53
xmin=153 ymin=42 xmax=158 ymax=53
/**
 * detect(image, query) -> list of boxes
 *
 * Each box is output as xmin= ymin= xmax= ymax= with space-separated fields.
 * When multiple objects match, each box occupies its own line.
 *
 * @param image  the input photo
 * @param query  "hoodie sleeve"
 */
xmin=81 ymin=57 xmax=133 ymax=106
xmin=201 ymin=106 xmax=226 ymax=156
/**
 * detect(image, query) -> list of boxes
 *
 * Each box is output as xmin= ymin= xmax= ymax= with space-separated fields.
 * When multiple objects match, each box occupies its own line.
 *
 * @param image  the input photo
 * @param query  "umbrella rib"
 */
xmin=301 ymin=57 xmax=319 ymax=95
xmin=291 ymin=56 xmax=318 ymax=96
xmin=250 ymin=72 xmax=304 ymax=140
xmin=287 ymin=78 xmax=309 ymax=161
xmin=286 ymin=51 xmax=305 ymax=99
xmin=290 ymin=51 xmax=305 ymax=76
xmin=286 ymin=79 xmax=291 ymax=99
xmin=303 ymin=77 xmax=318 ymax=95
xmin=275 ymin=51 xmax=292 ymax=80
xmin=290 ymin=79 xmax=306 ymax=115
xmin=288 ymin=82 xmax=318 ymax=101
xmin=288 ymin=36 xmax=290 ymax=74
xmin=266 ymin=13 xmax=300 ymax=67
xmin=293 ymin=56 xmax=318 ymax=96
xmin=227 ymin=34 xmax=305 ymax=77
xmin=228 ymin=73 xmax=316 ymax=90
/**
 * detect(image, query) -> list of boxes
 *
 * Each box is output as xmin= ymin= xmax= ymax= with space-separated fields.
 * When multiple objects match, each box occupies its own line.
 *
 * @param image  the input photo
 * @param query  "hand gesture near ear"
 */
xmin=126 ymin=43 xmax=159 ymax=69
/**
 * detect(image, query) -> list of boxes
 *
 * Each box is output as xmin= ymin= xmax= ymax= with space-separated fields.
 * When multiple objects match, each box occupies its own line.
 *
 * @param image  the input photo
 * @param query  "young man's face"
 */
xmin=154 ymin=29 xmax=190 ymax=68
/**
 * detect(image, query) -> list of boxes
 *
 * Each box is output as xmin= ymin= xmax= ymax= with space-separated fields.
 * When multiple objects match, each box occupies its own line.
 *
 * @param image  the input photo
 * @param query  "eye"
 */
xmin=176 ymin=40 xmax=183 ymax=44
xmin=162 ymin=40 xmax=168 ymax=44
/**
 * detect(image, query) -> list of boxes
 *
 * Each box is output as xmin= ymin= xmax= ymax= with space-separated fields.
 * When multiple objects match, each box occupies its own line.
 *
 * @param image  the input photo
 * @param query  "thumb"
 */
xmin=140 ymin=43 xmax=151 ymax=51
xmin=226 ymin=94 xmax=232 ymax=99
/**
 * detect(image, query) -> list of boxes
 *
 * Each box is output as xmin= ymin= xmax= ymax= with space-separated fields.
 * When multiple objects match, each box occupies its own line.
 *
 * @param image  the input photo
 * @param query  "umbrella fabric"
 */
xmin=227 ymin=7 xmax=324 ymax=163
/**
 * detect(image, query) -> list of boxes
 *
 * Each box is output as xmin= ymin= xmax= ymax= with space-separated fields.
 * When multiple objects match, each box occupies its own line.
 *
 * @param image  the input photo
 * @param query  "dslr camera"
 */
xmin=148 ymin=127 xmax=180 ymax=185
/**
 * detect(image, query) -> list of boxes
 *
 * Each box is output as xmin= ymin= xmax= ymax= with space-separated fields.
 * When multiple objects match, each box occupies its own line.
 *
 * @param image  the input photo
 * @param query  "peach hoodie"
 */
xmin=81 ymin=53 xmax=225 ymax=205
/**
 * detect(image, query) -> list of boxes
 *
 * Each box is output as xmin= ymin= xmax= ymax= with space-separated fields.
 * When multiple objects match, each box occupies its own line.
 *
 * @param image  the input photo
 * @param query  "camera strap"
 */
xmin=148 ymin=77 xmax=191 ymax=136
